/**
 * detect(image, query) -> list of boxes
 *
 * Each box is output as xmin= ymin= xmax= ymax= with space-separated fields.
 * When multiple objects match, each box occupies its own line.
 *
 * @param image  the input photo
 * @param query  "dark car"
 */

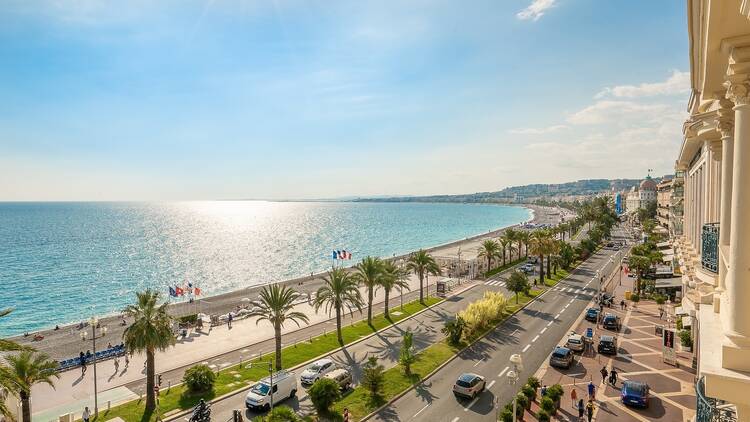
xmin=585 ymin=308 xmax=599 ymax=322
xmin=598 ymin=335 xmax=617 ymax=355
xmin=602 ymin=314 xmax=621 ymax=331
xmin=600 ymin=293 xmax=614 ymax=307
xmin=621 ymin=381 xmax=650 ymax=408
xmin=549 ymin=346 xmax=574 ymax=369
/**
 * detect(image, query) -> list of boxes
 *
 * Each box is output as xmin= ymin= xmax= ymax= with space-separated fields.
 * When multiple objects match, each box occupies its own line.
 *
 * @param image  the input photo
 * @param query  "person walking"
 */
xmin=124 ymin=353 xmax=130 ymax=368
xmin=600 ymin=366 xmax=609 ymax=384
xmin=228 ymin=312 xmax=233 ymax=329
xmin=609 ymin=368 xmax=619 ymax=385
xmin=82 ymin=407 xmax=91 ymax=422
xmin=587 ymin=381 xmax=596 ymax=400
xmin=114 ymin=356 xmax=120 ymax=373
xmin=80 ymin=351 xmax=87 ymax=375
xmin=571 ymin=387 xmax=578 ymax=408
xmin=577 ymin=399 xmax=585 ymax=421
xmin=620 ymin=299 xmax=626 ymax=310
xmin=541 ymin=385 xmax=548 ymax=397
xmin=586 ymin=400 xmax=595 ymax=422
xmin=343 ymin=407 xmax=350 ymax=422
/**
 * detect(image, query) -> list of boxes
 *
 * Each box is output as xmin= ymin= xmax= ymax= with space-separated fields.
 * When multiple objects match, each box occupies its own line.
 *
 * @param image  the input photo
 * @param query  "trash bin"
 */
xmin=625 ymin=291 xmax=632 ymax=300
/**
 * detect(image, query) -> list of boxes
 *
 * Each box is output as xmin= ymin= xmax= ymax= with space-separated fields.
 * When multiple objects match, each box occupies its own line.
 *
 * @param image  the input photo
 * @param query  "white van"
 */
xmin=245 ymin=370 xmax=297 ymax=411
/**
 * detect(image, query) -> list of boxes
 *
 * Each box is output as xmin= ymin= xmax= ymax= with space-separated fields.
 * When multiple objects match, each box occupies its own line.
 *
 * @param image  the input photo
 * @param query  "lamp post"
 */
xmin=80 ymin=317 xmax=107 ymax=418
xmin=506 ymin=354 xmax=524 ymax=422
xmin=457 ymin=247 xmax=462 ymax=283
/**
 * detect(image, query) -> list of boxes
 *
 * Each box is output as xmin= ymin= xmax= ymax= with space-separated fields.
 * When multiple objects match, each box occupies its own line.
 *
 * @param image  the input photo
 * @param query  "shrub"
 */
xmin=540 ymin=397 xmax=555 ymax=414
xmin=537 ymin=409 xmax=551 ymax=422
xmin=182 ymin=364 xmax=216 ymax=393
xmin=655 ymin=295 xmax=666 ymax=305
xmin=361 ymin=356 xmax=385 ymax=400
xmin=457 ymin=291 xmax=508 ymax=337
xmin=515 ymin=392 xmax=529 ymax=410
xmin=526 ymin=376 xmax=541 ymax=390
xmin=506 ymin=271 xmax=530 ymax=304
xmin=308 ymin=378 xmax=341 ymax=415
xmin=679 ymin=329 xmax=693 ymax=347
xmin=522 ymin=384 xmax=537 ymax=402
xmin=547 ymin=384 xmax=564 ymax=402
xmin=442 ymin=316 xmax=466 ymax=346
xmin=252 ymin=406 xmax=302 ymax=422
xmin=676 ymin=318 xmax=683 ymax=330
xmin=631 ymin=293 xmax=640 ymax=303
xmin=499 ymin=408 xmax=513 ymax=422
xmin=178 ymin=314 xmax=198 ymax=324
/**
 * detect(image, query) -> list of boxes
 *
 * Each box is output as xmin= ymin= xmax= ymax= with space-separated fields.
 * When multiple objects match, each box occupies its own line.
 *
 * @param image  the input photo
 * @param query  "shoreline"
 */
xmin=10 ymin=204 xmax=562 ymax=360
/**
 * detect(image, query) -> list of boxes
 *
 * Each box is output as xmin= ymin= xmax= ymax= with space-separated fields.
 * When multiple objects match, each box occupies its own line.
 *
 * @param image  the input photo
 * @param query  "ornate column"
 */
xmin=716 ymin=100 xmax=734 ymax=314
xmin=722 ymin=46 xmax=750 ymax=370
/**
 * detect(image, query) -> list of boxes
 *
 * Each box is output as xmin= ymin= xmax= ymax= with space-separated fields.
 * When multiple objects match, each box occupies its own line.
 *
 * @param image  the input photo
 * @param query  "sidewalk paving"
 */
xmin=524 ymin=266 xmax=696 ymax=422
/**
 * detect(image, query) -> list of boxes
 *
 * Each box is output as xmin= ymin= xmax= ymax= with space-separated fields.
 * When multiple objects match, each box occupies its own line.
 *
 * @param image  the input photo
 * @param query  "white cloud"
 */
xmin=595 ymin=70 xmax=690 ymax=99
xmin=566 ymin=100 xmax=670 ymax=125
xmin=508 ymin=125 xmax=568 ymax=135
xmin=516 ymin=0 xmax=557 ymax=21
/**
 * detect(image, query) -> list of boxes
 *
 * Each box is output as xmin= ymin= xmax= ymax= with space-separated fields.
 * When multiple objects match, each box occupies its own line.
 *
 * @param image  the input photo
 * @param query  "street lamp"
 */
xmin=506 ymin=354 xmax=524 ymax=422
xmin=80 ymin=317 xmax=107 ymax=418
xmin=457 ymin=247 xmax=462 ymax=283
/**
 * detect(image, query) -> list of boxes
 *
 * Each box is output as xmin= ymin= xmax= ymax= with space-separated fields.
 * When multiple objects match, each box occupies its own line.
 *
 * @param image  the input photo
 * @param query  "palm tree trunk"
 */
xmin=274 ymin=324 xmax=282 ymax=370
xmin=20 ymin=392 xmax=30 ymax=422
xmin=419 ymin=271 xmax=425 ymax=304
xmin=546 ymin=255 xmax=551 ymax=277
xmin=503 ymin=249 xmax=506 ymax=266
xmin=524 ymin=242 xmax=528 ymax=258
xmin=335 ymin=305 xmax=343 ymax=344
xmin=384 ymin=290 xmax=390 ymax=319
xmin=367 ymin=286 xmax=373 ymax=325
xmin=538 ymin=255 xmax=545 ymax=284
xmin=487 ymin=257 xmax=491 ymax=273
xmin=145 ymin=348 xmax=156 ymax=412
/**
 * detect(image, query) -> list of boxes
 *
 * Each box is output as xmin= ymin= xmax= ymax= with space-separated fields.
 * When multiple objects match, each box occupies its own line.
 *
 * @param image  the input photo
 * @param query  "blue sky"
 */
xmin=0 ymin=0 xmax=689 ymax=200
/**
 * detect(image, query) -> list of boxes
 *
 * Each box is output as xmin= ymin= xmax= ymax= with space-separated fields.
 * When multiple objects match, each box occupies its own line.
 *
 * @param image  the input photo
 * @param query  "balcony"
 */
xmin=702 ymin=223 xmax=719 ymax=274
xmin=697 ymin=376 xmax=737 ymax=422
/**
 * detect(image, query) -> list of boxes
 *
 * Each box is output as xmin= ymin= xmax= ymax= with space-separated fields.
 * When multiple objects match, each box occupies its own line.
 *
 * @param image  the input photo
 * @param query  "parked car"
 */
xmin=600 ymin=293 xmax=614 ymax=307
xmin=598 ymin=335 xmax=617 ymax=355
xmin=565 ymin=333 xmax=585 ymax=352
xmin=549 ymin=346 xmax=574 ymax=369
xmin=602 ymin=314 xmax=622 ymax=331
xmin=521 ymin=263 xmax=535 ymax=273
xmin=300 ymin=358 xmax=336 ymax=385
xmin=621 ymin=381 xmax=650 ymax=408
xmin=585 ymin=308 xmax=599 ymax=322
xmin=245 ymin=370 xmax=297 ymax=410
xmin=453 ymin=373 xmax=486 ymax=399
xmin=322 ymin=368 xmax=352 ymax=391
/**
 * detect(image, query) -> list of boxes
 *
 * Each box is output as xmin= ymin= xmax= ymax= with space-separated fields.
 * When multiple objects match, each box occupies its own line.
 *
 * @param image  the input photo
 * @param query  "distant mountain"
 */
xmin=353 ymin=179 xmax=644 ymax=204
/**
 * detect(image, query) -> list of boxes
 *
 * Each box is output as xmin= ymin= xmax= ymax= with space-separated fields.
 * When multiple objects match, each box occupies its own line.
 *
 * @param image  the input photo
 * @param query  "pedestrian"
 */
xmin=587 ymin=381 xmax=595 ymax=399
xmin=228 ymin=312 xmax=233 ymax=329
xmin=82 ymin=407 xmax=90 ymax=422
xmin=609 ymin=368 xmax=618 ymax=385
xmin=659 ymin=308 xmax=664 ymax=319
xmin=80 ymin=351 xmax=87 ymax=375
xmin=620 ymin=299 xmax=626 ymax=310
xmin=571 ymin=387 xmax=578 ymax=408
xmin=586 ymin=400 xmax=595 ymax=422
xmin=343 ymin=407 xmax=350 ymax=422
xmin=114 ymin=356 xmax=120 ymax=373
xmin=600 ymin=366 xmax=609 ymax=384
xmin=541 ymin=384 xmax=548 ymax=397
xmin=577 ymin=399 xmax=585 ymax=421
xmin=124 ymin=353 xmax=130 ymax=368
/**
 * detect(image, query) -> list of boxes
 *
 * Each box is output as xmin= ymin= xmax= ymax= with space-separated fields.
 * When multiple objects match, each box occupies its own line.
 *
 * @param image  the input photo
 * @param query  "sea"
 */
xmin=0 ymin=201 xmax=531 ymax=336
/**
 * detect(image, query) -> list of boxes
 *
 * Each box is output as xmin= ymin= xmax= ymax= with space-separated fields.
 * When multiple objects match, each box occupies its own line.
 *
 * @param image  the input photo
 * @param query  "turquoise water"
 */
xmin=0 ymin=201 xmax=531 ymax=336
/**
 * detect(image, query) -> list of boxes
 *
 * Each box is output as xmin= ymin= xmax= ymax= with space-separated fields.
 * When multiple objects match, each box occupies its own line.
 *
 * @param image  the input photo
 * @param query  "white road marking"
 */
xmin=498 ymin=366 xmax=509 ymax=377
xmin=464 ymin=396 xmax=480 ymax=412
xmin=540 ymin=327 xmax=547 ymax=334
xmin=487 ymin=380 xmax=496 ymax=389
xmin=473 ymin=359 xmax=482 ymax=367
xmin=555 ymin=313 xmax=561 ymax=318
xmin=450 ymin=418 xmax=460 ymax=422
xmin=511 ymin=329 xmax=519 ymax=336
xmin=522 ymin=344 xmax=531 ymax=352
xmin=413 ymin=403 xmax=430 ymax=418
xmin=569 ymin=298 xmax=575 ymax=304
xmin=547 ymin=321 xmax=553 ymax=327
xmin=532 ymin=335 xmax=540 ymax=343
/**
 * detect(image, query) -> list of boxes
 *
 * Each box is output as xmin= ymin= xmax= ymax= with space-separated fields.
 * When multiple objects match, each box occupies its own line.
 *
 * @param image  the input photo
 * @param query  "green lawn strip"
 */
xmin=97 ymin=297 xmax=443 ymax=422
xmin=484 ymin=257 xmax=525 ymax=278
xmin=333 ymin=290 xmax=542 ymax=421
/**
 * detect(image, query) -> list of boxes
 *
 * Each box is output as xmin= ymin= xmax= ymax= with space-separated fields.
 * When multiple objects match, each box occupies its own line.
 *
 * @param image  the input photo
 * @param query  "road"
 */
xmin=367 ymin=225 xmax=628 ymax=422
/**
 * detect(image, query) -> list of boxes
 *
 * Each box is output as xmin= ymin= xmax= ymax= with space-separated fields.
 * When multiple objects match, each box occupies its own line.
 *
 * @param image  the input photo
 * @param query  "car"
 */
xmin=245 ymin=370 xmax=297 ymax=410
xmin=453 ymin=373 xmax=486 ymax=399
xmin=521 ymin=263 xmax=535 ymax=273
xmin=549 ymin=346 xmax=574 ymax=369
xmin=565 ymin=333 xmax=585 ymax=352
xmin=322 ymin=368 xmax=352 ymax=391
xmin=621 ymin=381 xmax=650 ymax=408
xmin=585 ymin=308 xmax=599 ymax=322
xmin=600 ymin=293 xmax=614 ymax=307
xmin=300 ymin=358 xmax=336 ymax=385
xmin=602 ymin=314 xmax=621 ymax=331
xmin=598 ymin=335 xmax=617 ymax=355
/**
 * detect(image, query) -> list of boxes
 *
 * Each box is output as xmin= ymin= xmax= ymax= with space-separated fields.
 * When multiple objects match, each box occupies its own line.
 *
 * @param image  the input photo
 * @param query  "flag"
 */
xmin=168 ymin=286 xmax=177 ymax=297
xmin=337 ymin=250 xmax=343 ymax=259
xmin=347 ymin=251 xmax=352 ymax=260
xmin=175 ymin=286 xmax=184 ymax=296
xmin=341 ymin=250 xmax=347 ymax=259
xmin=332 ymin=250 xmax=338 ymax=260
xmin=188 ymin=281 xmax=193 ymax=288
xmin=194 ymin=287 xmax=202 ymax=296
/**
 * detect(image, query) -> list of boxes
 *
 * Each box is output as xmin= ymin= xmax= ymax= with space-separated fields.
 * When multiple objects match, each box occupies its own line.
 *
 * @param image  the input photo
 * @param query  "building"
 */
xmin=656 ymin=177 xmax=673 ymax=230
xmin=624 ymin=175 xmax=657 ymax=213
xmin=673 ymin=1 xmax=750 ymax=420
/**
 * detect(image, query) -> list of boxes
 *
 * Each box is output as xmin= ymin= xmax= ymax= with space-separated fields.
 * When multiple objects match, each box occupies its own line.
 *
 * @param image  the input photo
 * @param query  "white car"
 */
xmin=300 ymin=358 xmax=337 ymax=385
xmin=245 ymin=370 xmax=296 ymax=411
xmin=565 ymin=333 xmax=585 ymax=352
xmin=453 ymin=373 xmax=486 ymax=399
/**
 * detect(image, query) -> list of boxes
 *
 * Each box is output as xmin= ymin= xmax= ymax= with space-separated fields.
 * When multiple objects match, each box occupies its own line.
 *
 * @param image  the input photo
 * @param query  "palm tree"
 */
xmin=504 ymin=228 xmax=519 ymax=260
xmin=380 ymin=261 xmax=411 ymax=318
xmin=477 ymin=240 xmax=501 ymax=274
xmin=122 ymin=289 xmax=175 ymax=412
xmin=498 ymin=238 xmax=510 ymax=267
xmin=1 ymin=351 xmax=59 ymax=422
xmin=517 ymin=231 xmax=531 ymax=258
xmin=314 ymin=267 xmax=363 ymax=344
xmin=248 ymin=284 xmax=309 ymax=370
xmin=406 ymin=250 xmax=442 ymax=304
xmin=529 ymin=230 xmax=550 ymax=284
xmin=354 ymin=256 xmax=384 ymax=326
xmin=0 ymin=307 xmax=24 ymax=422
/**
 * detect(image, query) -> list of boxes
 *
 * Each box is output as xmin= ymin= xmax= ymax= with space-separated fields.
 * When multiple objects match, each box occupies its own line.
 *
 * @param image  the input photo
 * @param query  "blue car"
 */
xmin=621 ymin=381 xmax=650 ymax=408
xmin=585 ymin=308 xmax=599 ymax=322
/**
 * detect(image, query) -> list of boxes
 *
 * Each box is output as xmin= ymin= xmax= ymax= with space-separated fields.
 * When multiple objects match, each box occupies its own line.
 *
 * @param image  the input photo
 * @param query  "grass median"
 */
xmin=484 ymin=257 xmax=525 ymax=278
xmin=333 ymin=290 xmax=542 ymax=421
xmin=96 ymin=296 xmax=443 ymax=422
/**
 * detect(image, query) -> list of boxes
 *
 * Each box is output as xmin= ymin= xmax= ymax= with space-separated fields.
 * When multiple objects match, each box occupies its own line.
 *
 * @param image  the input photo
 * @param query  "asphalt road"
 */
xmin=202 ymin=261 xmax=529 ymax=422
xmin=367 ymin=226 xmax=628 ymax=422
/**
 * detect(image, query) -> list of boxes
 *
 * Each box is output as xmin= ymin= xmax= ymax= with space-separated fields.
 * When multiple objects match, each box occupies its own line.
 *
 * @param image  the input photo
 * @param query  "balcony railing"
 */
xmin=697 ymin=376 xmax=737 ymax=422
xmin=702 ymin=223 xmax=720 ymax=274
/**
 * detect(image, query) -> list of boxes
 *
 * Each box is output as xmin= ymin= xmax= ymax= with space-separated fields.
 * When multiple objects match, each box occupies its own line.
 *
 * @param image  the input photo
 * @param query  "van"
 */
xmin=323 ymin=368 xmax=353 ymax=391
xmin=245 ymin=370 xmax=297 ymax=411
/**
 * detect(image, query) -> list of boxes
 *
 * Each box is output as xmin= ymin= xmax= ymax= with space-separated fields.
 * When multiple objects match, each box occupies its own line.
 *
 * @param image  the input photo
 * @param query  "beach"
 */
xmin=10 ymin=204 xmax=564 ymax=362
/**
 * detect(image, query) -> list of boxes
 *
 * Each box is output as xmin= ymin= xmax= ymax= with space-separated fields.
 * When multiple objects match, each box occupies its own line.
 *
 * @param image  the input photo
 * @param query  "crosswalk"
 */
xmin=484 ymin=279 xmax=506 ymax=287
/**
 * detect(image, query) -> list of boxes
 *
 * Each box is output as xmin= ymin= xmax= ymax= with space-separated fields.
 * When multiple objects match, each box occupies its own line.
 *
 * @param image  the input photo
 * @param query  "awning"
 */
xmin=662 ymin=254 xmax=675 ymax=263
xmin=657 ymin=241 xmax=672 ymax=248
xmin=655 ymin=277 xmax=683 ymax=289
